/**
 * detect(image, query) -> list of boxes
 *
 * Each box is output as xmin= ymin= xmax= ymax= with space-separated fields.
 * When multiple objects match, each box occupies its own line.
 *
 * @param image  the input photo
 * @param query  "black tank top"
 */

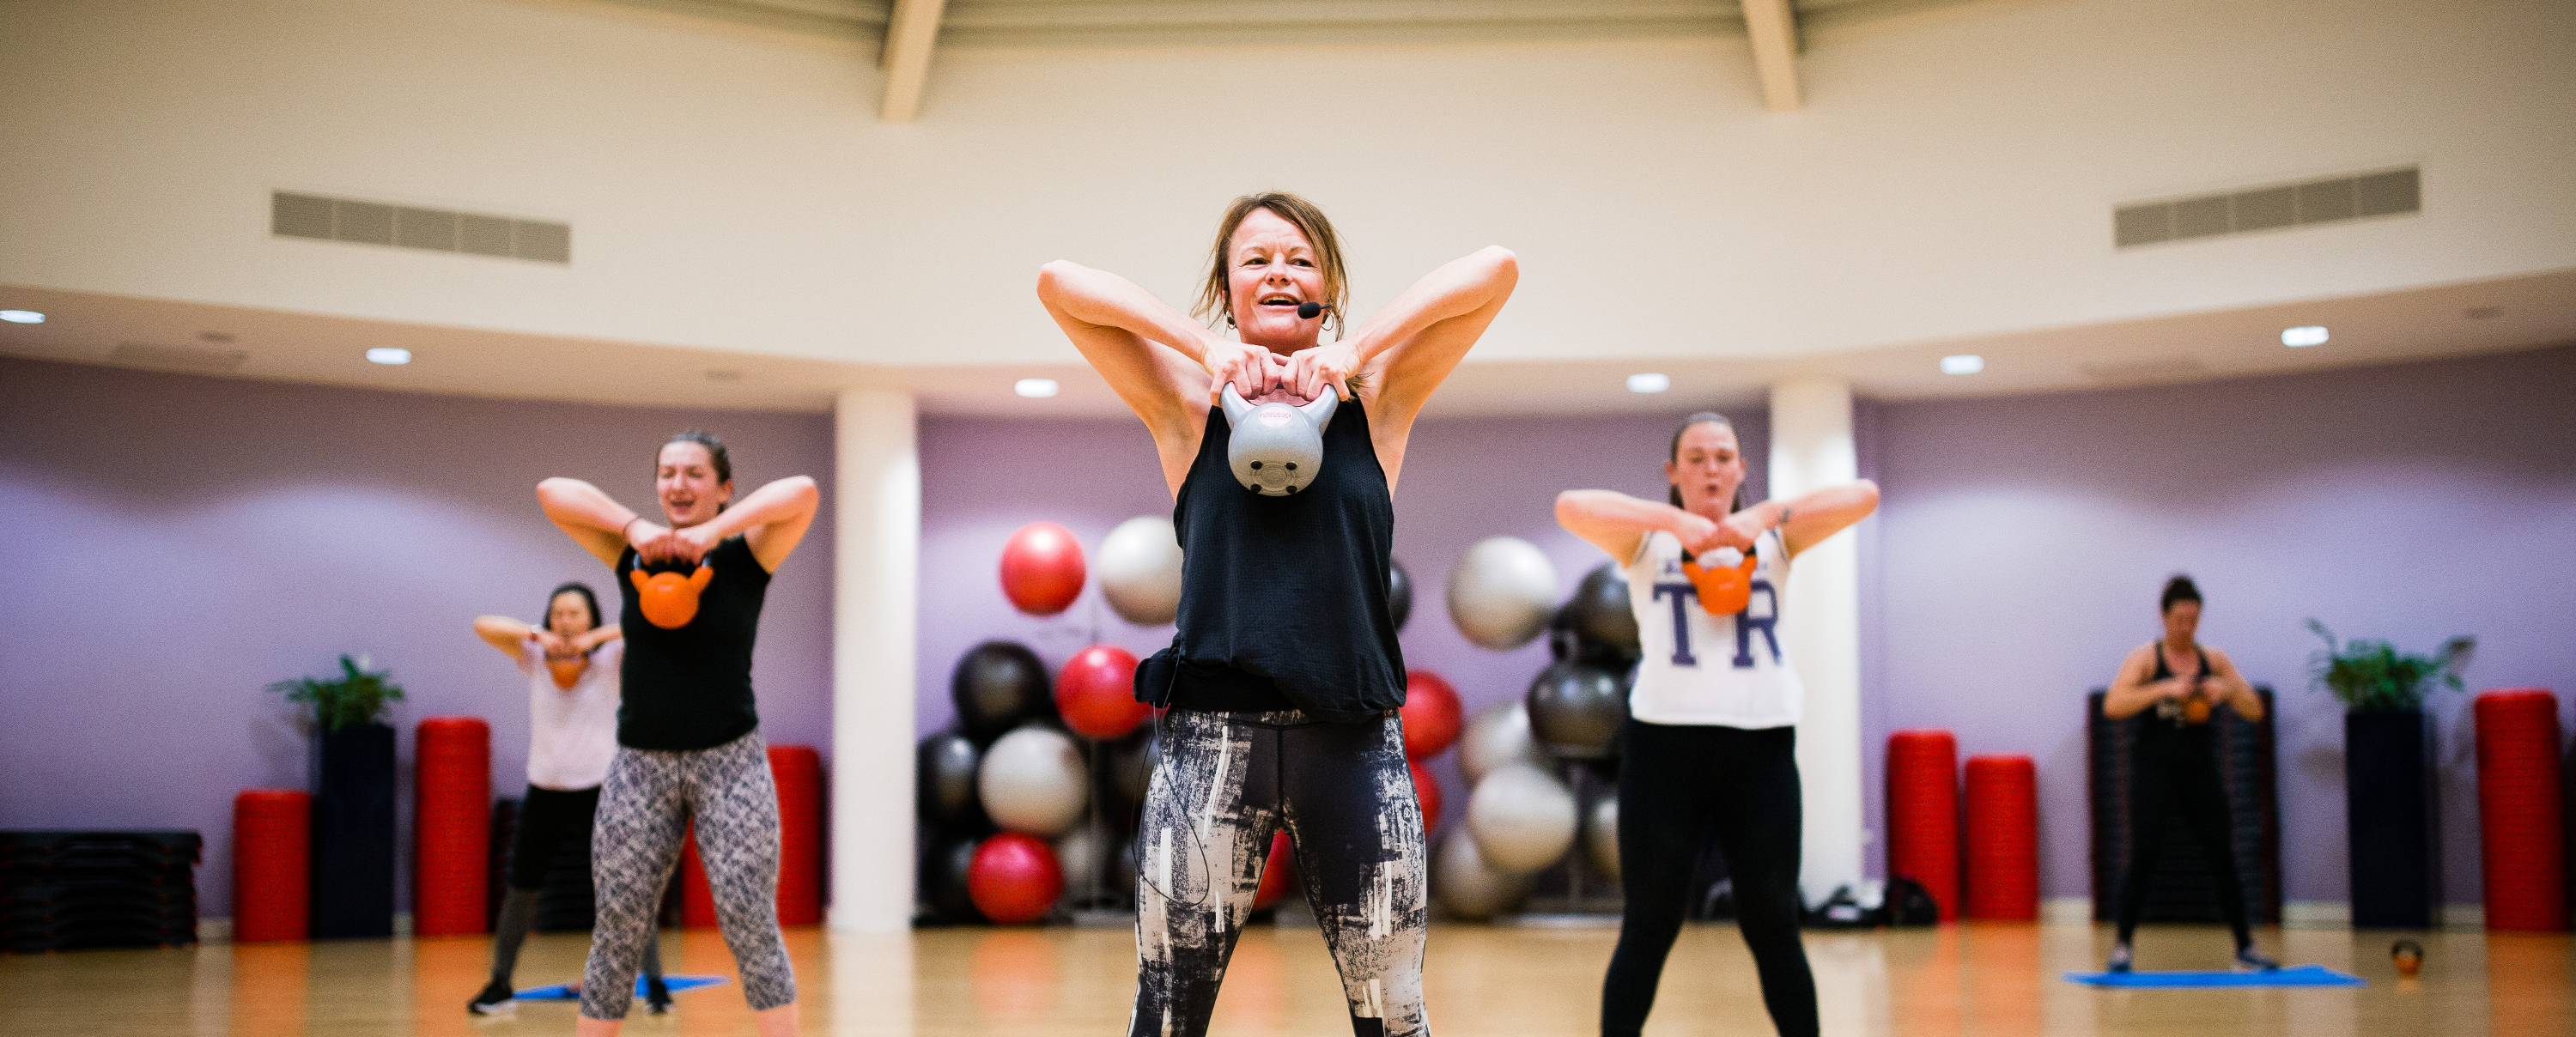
xmin=1134 ymin=396 xmax=1407 ymax=724
xmin=615 ymin=535 xmax=769 ymax=750
xmin=2136 ymin=642 xmax=2215 ymax=755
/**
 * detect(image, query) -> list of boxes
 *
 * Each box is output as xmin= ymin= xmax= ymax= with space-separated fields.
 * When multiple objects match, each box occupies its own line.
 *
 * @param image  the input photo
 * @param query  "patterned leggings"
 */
xmin=580 ymin=731 xmax=796 ymax=1021
xmin=1132 ymin=708 xmax=1430 ymax=1037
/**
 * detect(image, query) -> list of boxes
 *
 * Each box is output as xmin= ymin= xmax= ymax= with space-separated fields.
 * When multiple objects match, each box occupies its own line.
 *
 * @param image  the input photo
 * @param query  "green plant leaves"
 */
xmin=270 ymin=654 xmax=405 ymax=733
xmin=2306 ymin=620 xmax=2474 ymax=713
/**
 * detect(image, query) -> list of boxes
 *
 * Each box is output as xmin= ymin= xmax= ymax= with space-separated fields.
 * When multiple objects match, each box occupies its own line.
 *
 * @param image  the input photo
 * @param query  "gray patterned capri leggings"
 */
xmin=1132 ymin=708 xmax=1431 ymax=1037
xmin=580 ymin=731 xmax=796 ymax=1021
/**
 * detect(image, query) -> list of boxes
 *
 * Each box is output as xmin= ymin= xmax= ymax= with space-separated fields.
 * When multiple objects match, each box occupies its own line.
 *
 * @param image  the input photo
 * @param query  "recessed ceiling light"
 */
xmin=2464 ymin=306 xmax=2502 ymax=320
xmin=1015 ymin=378 xmax=1059 ymax=398
xmin=706 ymin=369 xmax=743 ymax=382
xmin=1625 ymin=373 xmax=1670 ymax=393
xmin=366 ymin=348 xmax=412 ymax=365
xmin=2281 ymin=325 xmax=2329 ymax=347
xmin=0 ymin=310 xmax=43 ymax=324
xmin=1940 ymin=354 xmax=1984 ymax=375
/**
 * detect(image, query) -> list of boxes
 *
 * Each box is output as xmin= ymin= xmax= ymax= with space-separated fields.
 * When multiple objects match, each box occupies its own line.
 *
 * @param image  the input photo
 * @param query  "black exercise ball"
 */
xmin=951 ymin=640 xmax=1054 ymax=743
xmin=1563 ymin=562 xmax=1639 ymax=659
xmin=1525 ymin=661 xmax=1627 ymax=759
xmin=921 ymin=836 xmax=983 ymax=924
xmin=1388 ymin=558 xmax=1413 ymax=632
xmin=1106 ymin=727 xmax=1157 ymax=817
xmin=917 ymin=728 xmax=987 ymax=830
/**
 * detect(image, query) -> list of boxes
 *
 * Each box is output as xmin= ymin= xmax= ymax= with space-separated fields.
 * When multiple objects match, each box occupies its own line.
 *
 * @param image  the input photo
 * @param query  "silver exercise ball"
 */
xmin=1097 ymin=515 xmax=1185 ymax=626
xmin=1446 ymin=537 xmax=1559 ymax=651
xmin=1433 ymin=827 xmax=1530 ymax=921
xmin=1467 ymin=763 xmax=1578 ymax=875
xmin=1584 ymin=793 xmax=1620 ymax=882
xmin=978 ymin=725 xmax=1090 ymax=838
xmin=1460 ymin=700 xmax=1546 ymax=785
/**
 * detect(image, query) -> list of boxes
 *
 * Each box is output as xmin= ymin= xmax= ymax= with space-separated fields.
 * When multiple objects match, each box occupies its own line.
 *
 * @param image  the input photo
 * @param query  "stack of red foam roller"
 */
xmin=769 ymin=745 xmax=823 ymax=925
xmin=2474 ymin=689 xmax=2566 ymax=931
xmin=1963 ymin=755 xmax=2039 ymax=919
xmin=413 ymin=717 xmax=491 ymax=937
xmin=233 ymin=790 xmax=311 ymax=942
xmin=1886 ymin=730 xmax=1960 ymax=921
xmin=681 ymin=743 xmax=825 ymax=928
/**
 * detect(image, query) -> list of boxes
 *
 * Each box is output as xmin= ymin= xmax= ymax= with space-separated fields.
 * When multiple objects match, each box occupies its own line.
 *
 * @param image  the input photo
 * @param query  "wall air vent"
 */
xmin=112 ymin=342 xmax=248 ymax=373
xmin=2114 ymin=167 xmax=2418 ymax=248
xmin=272 ymin=191 xmax=570 ymax=264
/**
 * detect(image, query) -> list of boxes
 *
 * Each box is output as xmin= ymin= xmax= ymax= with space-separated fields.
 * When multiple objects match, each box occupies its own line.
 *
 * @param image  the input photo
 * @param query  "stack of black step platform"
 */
xmin=1 ymin=831 xmax=201 ymax=953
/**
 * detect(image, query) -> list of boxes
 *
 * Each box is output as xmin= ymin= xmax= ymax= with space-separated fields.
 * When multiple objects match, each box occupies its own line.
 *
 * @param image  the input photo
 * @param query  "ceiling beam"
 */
xmin=1741 ymin=0 xmax=1801 ymax=112
xmin=878 ymin=0 xmax=949 ymax=122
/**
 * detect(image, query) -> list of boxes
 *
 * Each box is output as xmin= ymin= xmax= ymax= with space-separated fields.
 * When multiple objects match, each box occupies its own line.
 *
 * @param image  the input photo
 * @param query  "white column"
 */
xmin=1769 ymin=377 xmax=1865 ymax=905
xmin=830 ymin=387 xmax=920 ymax=932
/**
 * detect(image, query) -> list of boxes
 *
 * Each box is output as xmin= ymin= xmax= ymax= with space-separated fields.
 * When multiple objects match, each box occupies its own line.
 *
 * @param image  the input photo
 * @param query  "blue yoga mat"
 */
xmin=514 ymin=974 xmax=731 ymax=1001
xmin=2064 ymin=964 xmax=2364 ymax=988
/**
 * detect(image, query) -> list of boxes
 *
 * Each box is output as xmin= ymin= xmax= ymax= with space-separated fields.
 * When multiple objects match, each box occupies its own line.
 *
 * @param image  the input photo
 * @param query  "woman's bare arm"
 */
xmin=2205 ymin=648 xmax=2265 ymax=722
xmin=536 ymin=478 xmax=642 ymax=568
xmin=1554 ymin=489 xmax=1723 ymax=565
xmin=2103 ymin=646 xmax=2189 ymax=719
xmin=1038 ymin=260 xmax=1279 ymax=493
xmin=1290 ymin=247 xmax=1518 ymax=488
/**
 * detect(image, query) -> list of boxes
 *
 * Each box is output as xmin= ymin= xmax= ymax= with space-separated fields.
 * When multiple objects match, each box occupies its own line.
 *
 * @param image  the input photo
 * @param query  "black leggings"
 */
xmin=1602 ymin=720 xmax=1814 ymax=1037
xmin=2113 ymin=743 xmax=2251 ymax=949
xmin=1131 ymin=708 xmax=1430 ymax=1037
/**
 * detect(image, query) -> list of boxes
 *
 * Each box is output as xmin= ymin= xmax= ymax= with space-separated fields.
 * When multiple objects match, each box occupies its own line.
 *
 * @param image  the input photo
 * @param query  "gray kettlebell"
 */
xmin=1219 ymin=384 xmax=1339 ymax=496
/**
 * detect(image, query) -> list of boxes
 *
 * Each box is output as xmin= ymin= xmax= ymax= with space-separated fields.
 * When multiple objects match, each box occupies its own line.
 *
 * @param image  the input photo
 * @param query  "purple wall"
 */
xmin=916 ymin=407 xmax=1769 ymax=839
xmin=1867 ymin=343 xmax=2576 ymax=906
xmin=0 ymin=356 xmax=835 ymax=919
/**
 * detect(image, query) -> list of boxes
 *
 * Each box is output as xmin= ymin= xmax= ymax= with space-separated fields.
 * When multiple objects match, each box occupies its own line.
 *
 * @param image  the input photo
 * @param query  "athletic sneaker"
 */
xmin=2234 ymin=947 xmax=2281 ymax=972
xmin=2105 ymin=942 xmax=2134 ymax=973
xmin=646 ymin=975 xmax=673 ymax=1015
xmin=466 ymin=979 xmax=515 ymax=1016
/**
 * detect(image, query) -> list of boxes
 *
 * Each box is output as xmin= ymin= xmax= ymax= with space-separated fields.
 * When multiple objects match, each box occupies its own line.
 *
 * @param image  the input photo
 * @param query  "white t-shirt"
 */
xmin=514 ymin=639 xmax=624 ymax=791
xmin=1623 ymin=528 xmax=1802 ymax=729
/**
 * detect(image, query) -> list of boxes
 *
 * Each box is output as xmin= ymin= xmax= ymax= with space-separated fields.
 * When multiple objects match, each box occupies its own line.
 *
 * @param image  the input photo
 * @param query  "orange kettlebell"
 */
xmin=2182 ymin=691 xmax=2213 ymax=725
xmin=546 ymin=656 xmax=588 ymax=690
xmin=1680 ymin=549 xmax=1760 ymax=616
xmin=631 ymin=562 xmax=714 ymax=629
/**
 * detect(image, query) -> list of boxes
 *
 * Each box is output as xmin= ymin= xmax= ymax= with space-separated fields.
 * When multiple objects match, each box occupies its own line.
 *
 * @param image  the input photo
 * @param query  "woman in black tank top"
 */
xmin=1039 ymin=191 xmax=1516 ymax=1037
xmin=2099 ymin=575 xmax=2276 ymax=973
xmin=534 ymin=432 xmax=818 ymax=1037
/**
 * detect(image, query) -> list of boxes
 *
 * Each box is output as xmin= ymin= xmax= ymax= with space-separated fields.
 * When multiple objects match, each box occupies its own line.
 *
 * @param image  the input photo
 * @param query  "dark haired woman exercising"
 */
xmin=537 ymin=430 xmax=817 ymax=1037
xmin=466 ymin=583 xmax=668 ymax=1016
xmin=1039 ymin=191 xmax=1516 ymax=1037
xmin=1557 ymin=411 xmax=1877 ymax=1037
xmin=2099 ymin=575 xmax=2276 ymax=973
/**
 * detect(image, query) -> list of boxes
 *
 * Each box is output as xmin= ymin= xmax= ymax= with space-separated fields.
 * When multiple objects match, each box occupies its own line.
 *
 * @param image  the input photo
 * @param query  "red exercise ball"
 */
xmin=1254 ymin=832 xmax=1297 ymax=910
xmin=1000 ymin=522 xmax=1087 ymax=616
xmin=1400 ymin=670 xmax=1463 ymax=759
xmin=969 ymin=832 xmax=1065 ymax=925
xmin=1410 ymin=759 xmax=1443 ymax=828
xmin=1057 ymin=644 xmax=1147 ymax=740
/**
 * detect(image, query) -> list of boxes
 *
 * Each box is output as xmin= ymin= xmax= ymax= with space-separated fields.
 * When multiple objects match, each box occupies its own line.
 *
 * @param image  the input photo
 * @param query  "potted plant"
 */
xmin=272 ymin=655 xmax=404 ymax=938
xmin=2307 ymin=620 xmax=2472 ymax=929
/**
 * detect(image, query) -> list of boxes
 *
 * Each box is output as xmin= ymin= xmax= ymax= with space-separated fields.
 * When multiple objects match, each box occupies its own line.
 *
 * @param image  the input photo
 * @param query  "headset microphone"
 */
xmin=1297 ymin=302 xmax=1327 ymax=320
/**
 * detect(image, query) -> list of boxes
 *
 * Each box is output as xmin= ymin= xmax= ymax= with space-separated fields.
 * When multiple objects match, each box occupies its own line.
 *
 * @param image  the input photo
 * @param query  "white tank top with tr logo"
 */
xmin=1623 ymin=528 xmax=1802 ymax=729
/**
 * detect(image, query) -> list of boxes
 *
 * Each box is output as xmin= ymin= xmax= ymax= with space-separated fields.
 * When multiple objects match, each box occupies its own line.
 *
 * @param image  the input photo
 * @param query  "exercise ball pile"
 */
xmin=1440 ymin=558 xmax=1642 ymax=917
xmin=920 ymin=638 xmax=1085 ymax=925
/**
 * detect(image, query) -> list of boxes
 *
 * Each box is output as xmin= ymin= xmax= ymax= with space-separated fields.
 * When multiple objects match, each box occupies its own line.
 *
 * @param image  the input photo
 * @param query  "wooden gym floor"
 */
xmin=0 ymin=922 xmax=2563 ymax=1036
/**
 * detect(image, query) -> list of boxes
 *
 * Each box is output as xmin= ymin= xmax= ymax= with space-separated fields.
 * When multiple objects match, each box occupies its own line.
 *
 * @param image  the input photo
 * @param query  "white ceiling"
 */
xmin=5 ymin=266 xmax=2567 ymax=417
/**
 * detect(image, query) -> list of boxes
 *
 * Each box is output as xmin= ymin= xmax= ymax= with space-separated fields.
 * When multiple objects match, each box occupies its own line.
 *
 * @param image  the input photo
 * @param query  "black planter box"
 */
xmin=2346 ymin=709 xmax=2439 ymax=929
xmin=310 ymin=722 xmax=396 ymax=939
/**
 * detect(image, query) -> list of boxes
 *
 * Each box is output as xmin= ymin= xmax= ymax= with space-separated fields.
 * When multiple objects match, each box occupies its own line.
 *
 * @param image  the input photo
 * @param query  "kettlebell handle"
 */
xmin=1217 ymin=383 xmax=1340 ymax=434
